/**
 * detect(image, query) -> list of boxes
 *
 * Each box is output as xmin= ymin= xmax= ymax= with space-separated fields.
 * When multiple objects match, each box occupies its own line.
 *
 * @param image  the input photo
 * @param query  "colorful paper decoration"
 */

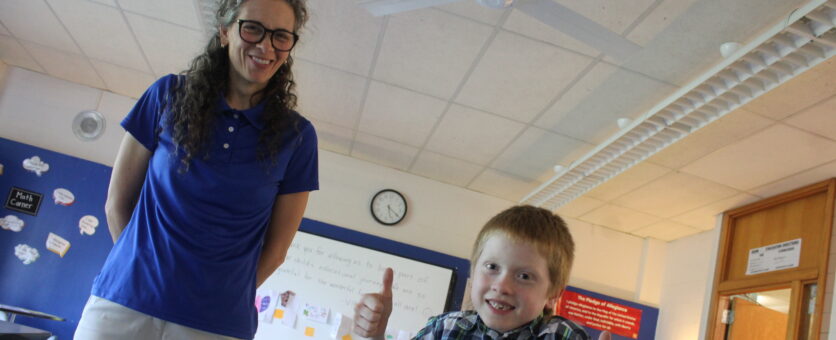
xmin=1 ymin=215 xmax=25 ymax=232
xmin=14 ymin=244 xmax=39 ymax=264
xmin=52 ymin=188 xmax=75 ymax=206
xmin=46 ymin=233 xmax=70 ymax=257
xmin=22 ymin=156 xmax=49 ymax=176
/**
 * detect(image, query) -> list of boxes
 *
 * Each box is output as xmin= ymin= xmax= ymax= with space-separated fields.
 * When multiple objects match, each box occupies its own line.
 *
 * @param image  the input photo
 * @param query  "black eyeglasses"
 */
xmin=236 ymin=19 xmax=299 ymax=52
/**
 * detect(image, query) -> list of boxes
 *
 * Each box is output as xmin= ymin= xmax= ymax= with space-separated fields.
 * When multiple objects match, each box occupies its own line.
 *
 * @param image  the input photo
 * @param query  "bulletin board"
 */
xmin=0 ymin=137 xmax=113 ymax=340
xmin=0 ymin=137 xmax=471 ymax=340
xmin=255 ymin=219 xmax=470 ymax=340
xmin=557 ymin=286 xmax=659 ymax=340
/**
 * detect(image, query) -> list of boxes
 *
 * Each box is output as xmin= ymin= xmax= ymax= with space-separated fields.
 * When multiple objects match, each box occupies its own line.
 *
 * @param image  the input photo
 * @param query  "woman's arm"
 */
xmin=104 ymin=133 xmax=151 ymax=243
xmin=255 ymin=191 xmax=310 ymax=287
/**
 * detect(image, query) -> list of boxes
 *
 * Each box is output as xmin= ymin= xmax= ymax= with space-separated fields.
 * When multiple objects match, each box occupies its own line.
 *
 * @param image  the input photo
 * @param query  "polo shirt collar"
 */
xmin=468 ymin=313 xmax=545 ymax=337
xmin=217 ymin=96 xmax=267 ymax=130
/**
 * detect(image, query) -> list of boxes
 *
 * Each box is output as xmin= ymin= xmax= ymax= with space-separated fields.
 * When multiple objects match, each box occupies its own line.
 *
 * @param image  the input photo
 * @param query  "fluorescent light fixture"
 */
xmin=521 ymin=0 xmax=836 ymax=210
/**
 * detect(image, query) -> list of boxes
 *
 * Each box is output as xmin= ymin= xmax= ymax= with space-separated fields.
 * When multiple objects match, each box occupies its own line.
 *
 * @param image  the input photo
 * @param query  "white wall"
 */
xmin=0 ymin=66 xmax=671 ymax=327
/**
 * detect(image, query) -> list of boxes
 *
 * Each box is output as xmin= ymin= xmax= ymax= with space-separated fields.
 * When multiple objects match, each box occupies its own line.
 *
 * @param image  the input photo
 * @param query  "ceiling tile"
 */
xmin=615 ymin=0 xmax=807 ymax=86
xmin=295 ymin=60 xmax=367 ymax=128
xmin=491 ymin=126 xmax=594 ymax=182
xmin=613 ymin=172 xmax=739 ymax=218
xmin=351 ymin=133 xmax=418 ymax=171
xmin=308 ymin=118 xmax=353 ymax=155
xmin=631 ymin=220 xmax=701 ymax=242
xmin=411 ymin=150 xmax=483 ymax=187
xmin=0 ymin=0 xmax=80 ymax=53
xmin=90 ymin=60 xmax=155 ymax=99
xmin=681 ymin=124 xmax=836 ymax=191
xmin=536 ymin=63 xmax=677 ymax=145
xmin=23 ymin=41 xmax=104 ymax=89
xmin=438 ymin=2 xmax=504 ymax=26
xmin=425 ymin=104 xmax=525 ymax=165
xmin=468 ymin=168 xmax=541 ymax=202
xmin=671 ymin=193 xmax=760 ymax=231
xmin=784 ymin=95 xmax=836 ymax=141
xmin=126 ymin=13 xmax=205 ymax=76
xmin=647 ymin=109 xmax=775 ymax=169
xmin=555 ymin=195 xmax=605 ymax=219
xmin=503 ymin=0 xmax=655 ymax=57
xmin=579 ymin=204 xmax=661 ymax=233
xmin=117 ymin=0 xmax=201 ymax=30
xmin=625 ymin=0 xmax=701 ymax=46
xmin=89 ymin=0 xmax=117 ymax=6
xmin=359 ymin=81 xmax=446 ymax=147
xmin=374 ymin=9 xmax=492 ymax=99
xmin=48 ymin=0 xmax=149 ymax=72
xmin=0 ymin=35 xmax=43 ymax=72
xmin=294 ymin=0 xmax=382 ymax=76
xmin=456 ymin=31 xmax=593 ymax=122
xmin=585 ymin=162 xmax=672 ymax=201
xmin=748 ymin=159 xmax=836 ymax=199
xmin=742 ymin=59 xmax=836 ymax=120
xmin=0 ymin=22 xmax=10 ymax=35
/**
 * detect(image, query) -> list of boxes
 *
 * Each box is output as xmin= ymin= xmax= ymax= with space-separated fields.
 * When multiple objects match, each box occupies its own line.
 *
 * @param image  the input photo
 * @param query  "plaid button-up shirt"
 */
xmin=413 ymin=311 xmax=590 ymax=340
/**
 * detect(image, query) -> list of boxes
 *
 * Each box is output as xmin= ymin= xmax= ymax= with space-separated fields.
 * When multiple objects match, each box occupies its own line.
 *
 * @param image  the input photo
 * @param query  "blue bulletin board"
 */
xmin=0 ymin=137 xmax=471 ymax=339
xmin=0 ymin=137 xmax=113 ymax=339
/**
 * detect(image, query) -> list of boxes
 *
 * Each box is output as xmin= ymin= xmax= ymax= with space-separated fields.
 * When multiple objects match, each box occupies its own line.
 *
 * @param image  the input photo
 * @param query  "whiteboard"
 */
xmin=254 ymin=219 xmax=469 ymax=340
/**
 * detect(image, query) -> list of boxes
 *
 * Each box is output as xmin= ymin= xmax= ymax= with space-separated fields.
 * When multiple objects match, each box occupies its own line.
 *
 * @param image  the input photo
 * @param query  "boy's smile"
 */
xmin=470 ymin=232 xmax=558 ymax=333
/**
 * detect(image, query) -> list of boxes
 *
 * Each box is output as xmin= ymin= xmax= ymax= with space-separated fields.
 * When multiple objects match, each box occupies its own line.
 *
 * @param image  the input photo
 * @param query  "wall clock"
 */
xmin=370 ymin=189 xmax=407 ymax=226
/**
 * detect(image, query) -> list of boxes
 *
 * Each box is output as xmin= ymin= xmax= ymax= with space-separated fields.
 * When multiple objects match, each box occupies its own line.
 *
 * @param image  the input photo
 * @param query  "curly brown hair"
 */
xmin=167 ymin=0 xmax=309 ymax=171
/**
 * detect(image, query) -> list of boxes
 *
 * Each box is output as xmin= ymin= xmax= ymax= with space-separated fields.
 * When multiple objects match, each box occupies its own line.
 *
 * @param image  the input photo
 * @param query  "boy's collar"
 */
xmin=466 ymin=312 xmax=546 ymax=336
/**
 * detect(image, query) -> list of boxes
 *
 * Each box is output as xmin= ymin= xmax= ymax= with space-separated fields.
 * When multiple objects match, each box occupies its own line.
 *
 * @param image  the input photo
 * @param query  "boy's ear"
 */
xmin=546 ymin=288 xmax=562 ymax=309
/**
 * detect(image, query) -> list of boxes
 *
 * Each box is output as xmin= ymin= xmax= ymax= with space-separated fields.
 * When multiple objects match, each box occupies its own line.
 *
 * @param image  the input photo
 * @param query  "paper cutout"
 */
xmin=15 ymin=244 xmax=39 ymax=264
xmin=304 ymin=327 xmax=315 ymax=337
xmin=342 ymin=335 xmax=352 ymax=340
xmin=255 ymin=289 xmax=278 ymax=323
xmin=46 ymin=232 xmax=70 ymax=257
xmin=279 ymin=290 xmax=298 ymax=327
xmin=22 ymin=156 xmax=49 ymax=176
xmin=281 ymin=309 xmax=297 ymax=328
xmin=53 ymin=188 xmax=75 ymax=206
xmin=329 ymin=313 xmax=352 ymax=339
xmin=79 ymin=215 xmax=99 ymax=235
xmin=302 ymin=303 xmax=329 ymax=323
xmin=280 ymin=290 xmax=296 ymax=308
xmin=1 ymin=215 xmax=25 ymax=232
xmin=274 ymin=309 xmax=285 ymax=319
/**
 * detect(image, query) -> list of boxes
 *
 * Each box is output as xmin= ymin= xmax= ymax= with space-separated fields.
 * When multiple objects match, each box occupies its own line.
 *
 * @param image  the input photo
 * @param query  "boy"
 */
xmin=354 ymin=205 xmax=606 ymax=340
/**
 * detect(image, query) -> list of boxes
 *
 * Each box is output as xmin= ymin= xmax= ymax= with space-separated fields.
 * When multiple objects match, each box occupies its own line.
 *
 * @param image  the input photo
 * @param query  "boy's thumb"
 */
xmin=381 ymin=267 xmax=394 ymax=298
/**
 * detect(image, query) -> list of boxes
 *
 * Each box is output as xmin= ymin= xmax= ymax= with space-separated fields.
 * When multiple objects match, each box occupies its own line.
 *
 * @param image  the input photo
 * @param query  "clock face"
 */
xmin=370 ymin=189 xmax=407 ymax=225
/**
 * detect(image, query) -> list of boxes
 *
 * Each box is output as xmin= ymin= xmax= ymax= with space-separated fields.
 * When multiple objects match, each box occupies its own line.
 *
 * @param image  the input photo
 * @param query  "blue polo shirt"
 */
xmin=92 ymin=75 xmax=319 ymax=339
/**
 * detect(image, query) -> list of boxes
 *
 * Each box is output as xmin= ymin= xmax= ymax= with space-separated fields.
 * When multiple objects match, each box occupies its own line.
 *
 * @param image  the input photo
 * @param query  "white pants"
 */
xmin=74 ymin=296 xmax=242 ymax=340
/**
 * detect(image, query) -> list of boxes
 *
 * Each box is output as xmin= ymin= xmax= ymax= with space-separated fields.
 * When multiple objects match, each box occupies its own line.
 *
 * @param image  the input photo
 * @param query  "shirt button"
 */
xmin=233 ymin=114 xmax=240 ymax=119
xmin=228 ymin=126 xmax=235 ymax=133
xmin=223 ymin=143 xmax=230 ymax=149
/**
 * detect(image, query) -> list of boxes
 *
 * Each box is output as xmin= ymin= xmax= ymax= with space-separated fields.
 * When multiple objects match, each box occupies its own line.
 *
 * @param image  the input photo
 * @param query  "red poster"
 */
xmin=556 ymin=290 xmax=643 ymax=339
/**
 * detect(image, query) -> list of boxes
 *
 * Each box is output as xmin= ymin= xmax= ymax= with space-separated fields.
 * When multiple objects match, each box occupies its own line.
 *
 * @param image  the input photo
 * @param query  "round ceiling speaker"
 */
xmin=72 ymin=110 xmax=106 ymax=141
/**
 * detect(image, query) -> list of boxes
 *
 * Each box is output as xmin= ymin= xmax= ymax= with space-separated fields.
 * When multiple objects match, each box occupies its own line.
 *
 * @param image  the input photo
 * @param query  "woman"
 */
xmin=74 ymin=0 xmax=316 ymax=339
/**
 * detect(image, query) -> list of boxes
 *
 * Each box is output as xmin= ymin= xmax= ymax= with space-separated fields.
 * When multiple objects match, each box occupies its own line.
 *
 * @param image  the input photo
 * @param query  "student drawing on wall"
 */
xmin=354 ymin=205 xmax=612 ymax=340
xmin=73 ymin=0 xmax=318 ymax=339
xmin=280 ymin=290 xmax=296 ymax=308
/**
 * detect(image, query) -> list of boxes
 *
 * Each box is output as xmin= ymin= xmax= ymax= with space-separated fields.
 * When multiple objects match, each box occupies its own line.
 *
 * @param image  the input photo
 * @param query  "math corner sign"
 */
xmin=5 ymin=187 xmax=43 ymax=216
xmin=558 ymin=290 xmax=642 ymax=339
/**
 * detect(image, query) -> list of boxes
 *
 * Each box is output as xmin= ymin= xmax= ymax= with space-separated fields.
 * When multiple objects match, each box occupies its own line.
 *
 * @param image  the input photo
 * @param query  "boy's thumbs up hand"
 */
xmin=354 ymin=268 xmax=394 ymax=339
